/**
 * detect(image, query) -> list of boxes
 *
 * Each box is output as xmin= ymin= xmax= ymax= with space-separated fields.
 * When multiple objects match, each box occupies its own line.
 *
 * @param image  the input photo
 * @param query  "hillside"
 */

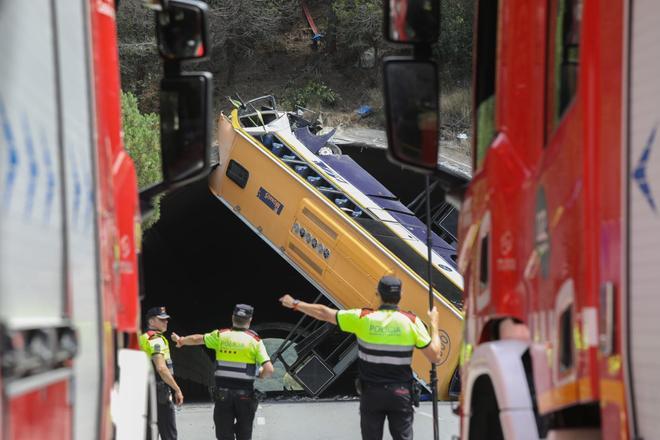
xmin=117 ymin=0 xmax=473 ymax=139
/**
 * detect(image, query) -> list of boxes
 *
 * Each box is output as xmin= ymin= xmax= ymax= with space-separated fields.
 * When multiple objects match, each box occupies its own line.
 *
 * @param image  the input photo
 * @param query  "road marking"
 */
xmin=417 ymin=411 xmax=432 ymax=418
xmin=257 ymin=416 xmax=266 ymax=425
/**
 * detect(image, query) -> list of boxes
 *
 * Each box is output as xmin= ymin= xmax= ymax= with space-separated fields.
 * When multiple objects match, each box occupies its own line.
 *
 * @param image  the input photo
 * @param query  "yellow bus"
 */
xmin=209 ymin=97 xmax=464 ymax=398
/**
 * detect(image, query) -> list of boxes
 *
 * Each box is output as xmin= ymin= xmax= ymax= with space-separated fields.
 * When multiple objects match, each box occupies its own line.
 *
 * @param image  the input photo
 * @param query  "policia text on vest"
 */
xmin=139 ymin=306 xmax=184 ymax=440
xmin=279 ymin=275 xmax=442 ymax=440
xmin=172 ymin=304 xmax=274 ymax=440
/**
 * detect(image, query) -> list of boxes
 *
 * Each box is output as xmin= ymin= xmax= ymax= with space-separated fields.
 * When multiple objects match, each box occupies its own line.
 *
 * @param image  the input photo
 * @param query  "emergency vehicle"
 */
xmin=382 ymin=0 xmax=660 ymax=438
xmin=0 ymin=1 xmax=211 ymax=438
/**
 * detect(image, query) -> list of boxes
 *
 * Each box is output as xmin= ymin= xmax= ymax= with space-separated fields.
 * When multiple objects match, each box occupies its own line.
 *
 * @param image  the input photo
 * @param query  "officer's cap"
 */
xmin=146 ymin=306 xmax=170 ymax=319
xmin=377 ymin=276 xmax=402 ymax=301
xmin=233 ymin=304 xmax=254 ymax=318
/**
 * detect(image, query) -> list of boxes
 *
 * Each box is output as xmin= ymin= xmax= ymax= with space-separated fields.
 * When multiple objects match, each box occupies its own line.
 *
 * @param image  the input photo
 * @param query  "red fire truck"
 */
xmin=0 ymin=1 xmax=211 ymax=438
xmin=383 ymin=0 xmax=659 ymax=439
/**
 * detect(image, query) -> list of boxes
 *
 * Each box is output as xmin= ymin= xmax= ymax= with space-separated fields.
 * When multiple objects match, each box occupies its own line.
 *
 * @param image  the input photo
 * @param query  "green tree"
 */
xmin=116 ymin=1 xmax=160 ymax=112
xmin=287 ymin=80 xmax=339 ymax=108
xmin=332 ymin=0 xmax=382 ymax=62
xmin=438 ymin=0 xmax=474 ymax=84
xmin=205 ymin=0 xmax=299 ymax=84
xmin=121 ymin=91 xmax=162 ymax=227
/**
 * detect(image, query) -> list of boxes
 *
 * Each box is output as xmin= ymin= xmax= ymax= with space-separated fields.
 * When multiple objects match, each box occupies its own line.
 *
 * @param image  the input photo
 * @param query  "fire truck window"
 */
xmin=558 ymin=306 xmax=574 ymax=371
xmin=474 ymin=0 xmax=499 ymax=168
xmin=549 ymin=0 xmax=582 ymax=130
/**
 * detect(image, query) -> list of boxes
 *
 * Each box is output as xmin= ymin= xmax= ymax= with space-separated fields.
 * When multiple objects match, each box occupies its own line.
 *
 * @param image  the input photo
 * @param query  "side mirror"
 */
xmin=383 ymin=58 xmax=468 ymax=199
xmin=156 ymin=0 xmax=209 ymax=61
xmin=384 ymin=0 xmax=439 ymax=44
xmin=160 ymin=72 xmax=212 ymax=184
xmin=384 ymin=58 xmax=440 ymax=170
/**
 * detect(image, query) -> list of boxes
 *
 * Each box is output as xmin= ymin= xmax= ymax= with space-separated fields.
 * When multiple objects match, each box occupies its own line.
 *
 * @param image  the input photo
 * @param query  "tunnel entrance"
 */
xmin=141 ymin=146 xmax=450 ymax=400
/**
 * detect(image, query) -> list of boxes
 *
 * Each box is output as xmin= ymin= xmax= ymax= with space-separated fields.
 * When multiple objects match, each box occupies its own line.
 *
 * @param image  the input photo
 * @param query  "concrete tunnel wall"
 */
xmin=141 ymin=146 xmax=442 ymax=399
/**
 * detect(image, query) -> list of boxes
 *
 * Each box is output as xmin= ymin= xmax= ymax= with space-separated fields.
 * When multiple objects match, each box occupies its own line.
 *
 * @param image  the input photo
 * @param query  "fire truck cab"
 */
xmin=0 ymin=1 xmax=211 ymax=439
xmin=382 ymin=0 xmax=660 ymax=439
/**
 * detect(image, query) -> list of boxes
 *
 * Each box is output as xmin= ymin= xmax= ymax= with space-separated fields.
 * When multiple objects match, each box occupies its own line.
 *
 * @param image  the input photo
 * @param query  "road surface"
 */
xmin=177 ymin=399 xmax=459 ymax=439
xmin=330 ymin=127 xmax=472 ymax=179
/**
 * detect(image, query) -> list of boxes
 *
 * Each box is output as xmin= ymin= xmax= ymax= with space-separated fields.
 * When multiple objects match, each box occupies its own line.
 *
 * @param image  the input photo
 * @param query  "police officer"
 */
xmin=139 ymin=306 xmax=183 ymax=440
xmin=172 ymin=304 xmax=274 ymax=440
xmin=279 ymin=275 xmax=442 ymax=440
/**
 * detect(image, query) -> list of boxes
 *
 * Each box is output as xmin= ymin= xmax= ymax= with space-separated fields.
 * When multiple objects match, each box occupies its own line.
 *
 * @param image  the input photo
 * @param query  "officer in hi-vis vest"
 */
xmin=139 ymin=306 xmax=183 ymax=440
xmin=280 ymin=276 xmax=442 ymax=440
xmin=172 ymin=304 xmax=274 ymax=440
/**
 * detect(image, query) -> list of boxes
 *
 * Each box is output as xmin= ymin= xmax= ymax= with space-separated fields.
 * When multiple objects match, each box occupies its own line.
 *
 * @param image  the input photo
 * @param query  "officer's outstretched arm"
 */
xmin=152 ymin=354 xmax=184 ymax=405
xmin=279 ymin=294 xmax=338 ymax=324
xmin=172 ymin=333 xmax=204 ymax=348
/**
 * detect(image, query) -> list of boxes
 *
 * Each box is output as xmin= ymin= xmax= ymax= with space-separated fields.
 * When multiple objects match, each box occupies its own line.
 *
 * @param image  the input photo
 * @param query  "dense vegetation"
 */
xmin=117 ymin=0 xmax=472 ymax=118
xmin=120 ymin=91 xmax=162 ymax=227
xmin=117 ymin=0 xmax=473 ymax=225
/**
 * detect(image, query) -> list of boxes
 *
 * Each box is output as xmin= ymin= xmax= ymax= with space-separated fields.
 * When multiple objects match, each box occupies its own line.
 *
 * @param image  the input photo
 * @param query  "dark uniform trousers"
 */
xmin=156 ymin=400 xmax=178 ymax=440
xmin=360 ymin=383 xmax=414 ymax=440
xmin=213 ymin=388 xmax=258 ymax=440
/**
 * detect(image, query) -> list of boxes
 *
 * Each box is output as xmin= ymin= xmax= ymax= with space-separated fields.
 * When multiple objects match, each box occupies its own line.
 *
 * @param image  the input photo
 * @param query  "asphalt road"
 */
xmin=331 ymin=127 xmax=472 ymax=179
xmin=177 ymin=399 xmax=459 ymax=439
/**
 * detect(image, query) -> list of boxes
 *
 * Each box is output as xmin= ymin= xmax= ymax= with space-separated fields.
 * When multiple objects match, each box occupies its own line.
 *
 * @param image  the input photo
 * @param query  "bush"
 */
xmin=287 ymin=80 xmax=339 ymax=109
xmin=438 ymin=0 xmax=474 ymax=82
xmin=441 ymin=86 xmax=471 ymax=133
xmin=121 ymin=91 xmax=161 ymax=228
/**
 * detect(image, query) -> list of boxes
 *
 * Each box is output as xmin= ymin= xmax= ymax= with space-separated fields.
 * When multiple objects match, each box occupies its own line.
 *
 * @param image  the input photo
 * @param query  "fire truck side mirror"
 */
xmin=156 ymin=0 xmax=209 ymax=61
xmin=160 ymin=72 xmax=212 ymax=184
xmin=384 ymin=0 xmax=439 ymax=44
xmin=383 ymin=58 xmax=468 ymax=203
xmin=384 ymin=58 xmax=440 ymax=171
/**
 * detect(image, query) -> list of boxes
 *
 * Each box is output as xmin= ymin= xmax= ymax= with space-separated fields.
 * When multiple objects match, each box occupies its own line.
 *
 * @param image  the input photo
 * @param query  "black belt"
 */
xmin=362 ymin=381 xmax=411 ymax=390
xmin=216 ymin=387 xmax=254 ymax=396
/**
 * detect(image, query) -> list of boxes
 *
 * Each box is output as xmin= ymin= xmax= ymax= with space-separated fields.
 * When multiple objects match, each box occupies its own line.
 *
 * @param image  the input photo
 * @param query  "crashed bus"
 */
xmin=205 ymin=96 xmax=464 ymax=397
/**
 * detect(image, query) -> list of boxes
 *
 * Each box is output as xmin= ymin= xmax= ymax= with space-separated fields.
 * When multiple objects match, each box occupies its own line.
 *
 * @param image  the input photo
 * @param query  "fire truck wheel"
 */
xmin=468 ymin=375 xmax=504 ymax=440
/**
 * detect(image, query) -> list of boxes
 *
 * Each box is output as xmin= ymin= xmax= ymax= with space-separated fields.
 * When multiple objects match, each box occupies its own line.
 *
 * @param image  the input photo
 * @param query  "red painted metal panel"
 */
xmin=460 ymin=0 xmax=630 ymax=434
xmin=114 ymin=151 xmax=140 ymax=333
xmin=7 ymin=381 xmax=72 ymax=440
xmin=460 ymin=0 xmax=548 ymax=344
xmin=88 ymin=0 xmax=140 ymax=436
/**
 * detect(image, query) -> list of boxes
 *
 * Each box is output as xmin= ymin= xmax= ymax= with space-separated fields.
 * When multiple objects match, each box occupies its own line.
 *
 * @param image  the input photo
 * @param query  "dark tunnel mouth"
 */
xmin=141 ymin=177 xmax=355 ymax=400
